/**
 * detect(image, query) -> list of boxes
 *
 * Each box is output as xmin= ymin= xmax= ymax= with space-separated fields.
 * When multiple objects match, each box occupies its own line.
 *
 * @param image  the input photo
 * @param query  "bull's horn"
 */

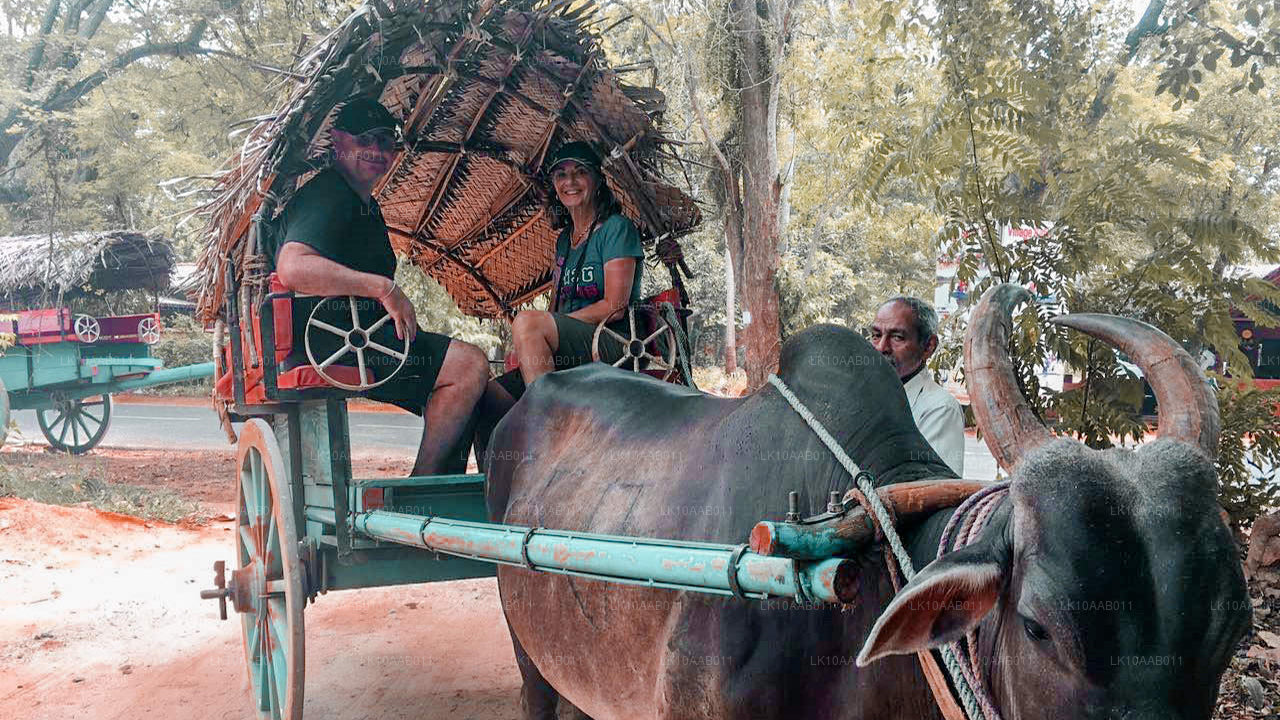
xmin=1050 ymin=314 xmax=1219 ymax=458
xmin=965 ymin=284 xmax=1054 ymax=473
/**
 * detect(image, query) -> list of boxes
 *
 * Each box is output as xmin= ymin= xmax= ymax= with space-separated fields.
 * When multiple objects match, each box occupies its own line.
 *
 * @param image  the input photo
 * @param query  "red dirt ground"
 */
xmin=0 ymin=448 xmax=524 ymax=720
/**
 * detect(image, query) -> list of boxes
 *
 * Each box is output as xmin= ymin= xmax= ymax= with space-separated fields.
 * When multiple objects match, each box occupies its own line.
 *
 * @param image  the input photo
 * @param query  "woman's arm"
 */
xmin=565 ymin=257 xmax=636 ymax=325
xmin=276 ymin=242 xmax=417 ymax=341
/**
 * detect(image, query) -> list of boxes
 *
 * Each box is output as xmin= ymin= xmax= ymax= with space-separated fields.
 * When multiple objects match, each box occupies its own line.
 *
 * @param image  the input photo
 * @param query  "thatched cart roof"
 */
xmin=0 ymin=231 xmax=175 ymax=306
xmin=193 ymin=0 xmax=701 ymax=322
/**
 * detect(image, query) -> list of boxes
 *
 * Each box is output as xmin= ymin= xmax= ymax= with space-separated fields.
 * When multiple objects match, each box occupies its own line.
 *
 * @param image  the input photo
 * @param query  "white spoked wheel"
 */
xmin=592 ymin=306 xmax=678 ymax=381
xmin=137 ymin=316 xmax=161 ymax=344
xmin=235 ymin=419 xmax=305 ymax=720
xmin=304 ymin=296 xmax=409 ymax=391
xmin=74 ymin=314 xmax=100 ymax=343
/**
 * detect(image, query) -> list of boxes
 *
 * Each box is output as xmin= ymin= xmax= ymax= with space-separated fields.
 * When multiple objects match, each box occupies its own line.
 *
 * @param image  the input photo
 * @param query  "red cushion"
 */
xmin=278 ymin=365 xmax=373 ymax=390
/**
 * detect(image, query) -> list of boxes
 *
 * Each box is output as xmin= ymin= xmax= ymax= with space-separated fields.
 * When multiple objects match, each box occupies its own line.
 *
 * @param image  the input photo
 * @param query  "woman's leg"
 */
xmin=511 ymin=310 xmax=559 ymax=385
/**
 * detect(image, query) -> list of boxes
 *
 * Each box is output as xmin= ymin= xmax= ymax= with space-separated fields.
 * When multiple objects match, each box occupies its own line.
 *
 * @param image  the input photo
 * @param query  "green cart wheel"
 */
xmin=37 ymin=393 xmax=112 ymax=454
xmin=235 ymin=419 xmax=305 ymax=720
xmin=0 ymin=377 xmax=9 ymax=449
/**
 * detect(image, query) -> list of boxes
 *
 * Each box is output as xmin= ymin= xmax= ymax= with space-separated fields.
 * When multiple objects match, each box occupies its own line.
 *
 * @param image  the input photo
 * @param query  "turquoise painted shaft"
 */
xmin=353 ymin=510 xmax=854 ymax=604
xmin=110 ymin=361 xmax=215 ymax=391
xmin=751 ymin=520 xmax=865 ymax=560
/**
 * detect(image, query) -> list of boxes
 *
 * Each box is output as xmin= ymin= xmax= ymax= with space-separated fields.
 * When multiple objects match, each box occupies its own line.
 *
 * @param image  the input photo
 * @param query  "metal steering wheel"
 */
xmin=592 ymin=306 xmax=678 ymax=381
xmin=303 ymin=297 xmax=409 ymax=391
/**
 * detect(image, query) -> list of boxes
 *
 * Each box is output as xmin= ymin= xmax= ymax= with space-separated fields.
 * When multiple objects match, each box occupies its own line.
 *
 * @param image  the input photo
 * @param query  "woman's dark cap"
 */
xmin=334 ymin=98 xmax=399 ymax=135
xmin=547 ymin=141 xmax=602 ymax=173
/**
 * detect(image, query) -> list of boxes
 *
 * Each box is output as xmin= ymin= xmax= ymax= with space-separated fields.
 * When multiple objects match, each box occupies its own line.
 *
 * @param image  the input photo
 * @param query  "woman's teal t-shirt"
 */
xmin=553 ymin=214 xmax=644 ymax=314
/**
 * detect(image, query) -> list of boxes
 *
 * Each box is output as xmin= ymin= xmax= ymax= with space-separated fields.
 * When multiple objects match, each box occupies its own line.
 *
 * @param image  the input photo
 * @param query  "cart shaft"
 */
xmin=352 ymin=510 xmax=854 ymax=604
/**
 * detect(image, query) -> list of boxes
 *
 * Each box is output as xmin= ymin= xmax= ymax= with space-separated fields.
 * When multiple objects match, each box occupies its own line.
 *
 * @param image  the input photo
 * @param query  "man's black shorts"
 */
xmin=287 ymin=295 xmax=452 ymax=416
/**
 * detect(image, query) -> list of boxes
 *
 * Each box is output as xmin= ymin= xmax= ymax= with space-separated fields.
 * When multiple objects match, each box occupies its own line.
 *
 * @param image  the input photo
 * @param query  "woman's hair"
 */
xmin=547 ymin=166 xmax=623 ymax=230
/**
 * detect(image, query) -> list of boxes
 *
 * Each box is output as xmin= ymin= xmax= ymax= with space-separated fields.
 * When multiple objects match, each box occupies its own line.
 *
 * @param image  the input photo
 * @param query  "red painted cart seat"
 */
xmin=14 ymin=308 xmax=73 ymax=344
xmin=214 ymin=273 xmax=373 ymax=403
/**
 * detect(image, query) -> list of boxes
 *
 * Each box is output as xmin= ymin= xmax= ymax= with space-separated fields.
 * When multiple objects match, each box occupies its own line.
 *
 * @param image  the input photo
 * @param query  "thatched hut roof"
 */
xmin=0 ymin=231 xmax=175 ymax=306
xmin=192 ymin=0 xmax=701 ymax=322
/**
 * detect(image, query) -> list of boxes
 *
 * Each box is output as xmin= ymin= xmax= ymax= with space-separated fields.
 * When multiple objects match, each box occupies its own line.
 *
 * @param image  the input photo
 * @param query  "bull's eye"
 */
xmin=1022 ymin=617 xmax=1049 ymax=642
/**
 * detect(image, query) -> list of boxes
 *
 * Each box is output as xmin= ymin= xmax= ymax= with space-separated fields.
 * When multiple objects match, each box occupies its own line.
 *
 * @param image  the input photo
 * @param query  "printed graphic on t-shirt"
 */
xmin=561 ymin=264 xmax=600 ymax=301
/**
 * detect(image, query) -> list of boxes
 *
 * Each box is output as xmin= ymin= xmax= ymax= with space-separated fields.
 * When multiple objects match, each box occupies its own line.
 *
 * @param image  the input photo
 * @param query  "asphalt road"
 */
xmin=6 ymin=398 xmax=1002 ymax=480
xmin=8 ymin=399 xmax=424 ymax=452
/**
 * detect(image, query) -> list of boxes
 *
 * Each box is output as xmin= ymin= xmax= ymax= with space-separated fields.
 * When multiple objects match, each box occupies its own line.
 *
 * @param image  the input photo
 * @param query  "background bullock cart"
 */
xmin=0 ymin=231 xmax=213 ymax=452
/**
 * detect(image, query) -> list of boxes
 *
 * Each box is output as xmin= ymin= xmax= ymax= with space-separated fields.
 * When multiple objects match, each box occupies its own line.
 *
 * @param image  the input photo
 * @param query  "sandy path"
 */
xmin=0 ymin=497 xmax=523 ymax=720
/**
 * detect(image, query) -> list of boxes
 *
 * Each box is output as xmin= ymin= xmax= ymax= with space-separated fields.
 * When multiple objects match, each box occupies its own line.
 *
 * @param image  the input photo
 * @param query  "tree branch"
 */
xmin=43 ymin=19 xmax=211 ymax=113
xmin=25 ymin=0 xmax=62 ymax=90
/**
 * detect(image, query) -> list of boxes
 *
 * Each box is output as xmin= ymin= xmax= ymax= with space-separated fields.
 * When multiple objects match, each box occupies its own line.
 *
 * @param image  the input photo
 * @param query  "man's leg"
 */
xmin=412 ymin=340 xmax=488 ymax=476
xmin=511 ymin=310 xmax=559 ymax=385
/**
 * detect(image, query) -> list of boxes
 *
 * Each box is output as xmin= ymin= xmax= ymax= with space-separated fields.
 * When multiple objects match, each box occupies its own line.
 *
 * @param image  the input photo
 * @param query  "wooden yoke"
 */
xmin=749 ymin=480 xmax=988 ymax=560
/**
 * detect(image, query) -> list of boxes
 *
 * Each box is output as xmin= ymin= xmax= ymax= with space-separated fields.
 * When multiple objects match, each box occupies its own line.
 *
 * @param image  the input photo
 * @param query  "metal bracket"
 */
xmin=791 ymin=559 xmax=814 ymax=606
xmin=520 ymin=527 xmax=540 ymax=570
xmin=726 ymin=544 xmax=750 ymax=600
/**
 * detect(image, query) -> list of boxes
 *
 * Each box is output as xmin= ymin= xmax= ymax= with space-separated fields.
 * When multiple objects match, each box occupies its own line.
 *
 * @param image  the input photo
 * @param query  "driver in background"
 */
xmin=271 ymin=97 xmax=489 ymax=475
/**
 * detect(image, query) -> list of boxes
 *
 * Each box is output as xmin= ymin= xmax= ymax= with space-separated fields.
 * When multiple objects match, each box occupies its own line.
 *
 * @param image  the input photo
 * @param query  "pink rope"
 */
xmin=937 ymin=482 xmax=1011 ymax=720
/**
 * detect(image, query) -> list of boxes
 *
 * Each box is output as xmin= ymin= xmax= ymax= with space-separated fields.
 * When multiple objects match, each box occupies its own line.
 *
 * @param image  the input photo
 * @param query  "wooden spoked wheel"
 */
xmin=304 ymin=296 xmax=409 ymax=391
xmin=234 ymin=419 xmax=305 ymax=720
xmin=137 ymin=316 xmax=161 ymax=344
xmin=37 ymin=393 xmax=112 ymax=454
xmin=592 ymin=306 xmax=678 ymax=381
xmin=73 ymin=314 xmax=100 ymax=343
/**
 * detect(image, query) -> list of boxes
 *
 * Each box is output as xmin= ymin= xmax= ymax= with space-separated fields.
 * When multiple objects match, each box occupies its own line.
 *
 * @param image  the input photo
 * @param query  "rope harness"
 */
xmin=767 ymin=374 xmax=1008 ymax=720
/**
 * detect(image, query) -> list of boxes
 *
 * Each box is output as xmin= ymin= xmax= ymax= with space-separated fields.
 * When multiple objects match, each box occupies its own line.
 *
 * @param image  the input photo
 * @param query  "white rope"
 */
xmin=766 ymin=374 xmax=988 ymax=720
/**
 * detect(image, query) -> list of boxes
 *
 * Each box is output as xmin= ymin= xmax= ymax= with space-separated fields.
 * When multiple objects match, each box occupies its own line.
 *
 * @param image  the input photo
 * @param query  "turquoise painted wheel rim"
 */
xmin=37 ymin=393 xmax=112 ymax=454
xmin=235 ymin=419 xmax=304 ymax=720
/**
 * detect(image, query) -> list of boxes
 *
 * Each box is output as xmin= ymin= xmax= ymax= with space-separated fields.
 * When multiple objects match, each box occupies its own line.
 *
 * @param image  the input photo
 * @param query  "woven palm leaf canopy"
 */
xmin=193 ymin=0 xmax=701 ymax=323
xmin=0 ymin=231 xmax=174 ymax=308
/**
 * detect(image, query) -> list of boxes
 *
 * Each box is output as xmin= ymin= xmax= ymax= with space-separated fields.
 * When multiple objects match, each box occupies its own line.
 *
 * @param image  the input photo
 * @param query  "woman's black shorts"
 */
xmin=494 ymin=313 xmax=629 ymax=399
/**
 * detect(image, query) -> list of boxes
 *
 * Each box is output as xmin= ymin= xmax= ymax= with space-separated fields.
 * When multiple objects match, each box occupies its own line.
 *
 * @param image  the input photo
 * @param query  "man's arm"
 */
xmin=565 ymin=257 xmax=636 ymax=325
xmin=916 ymin=401 xmax=966 ymax=476
xmin=276 ymin=242 xmax=417 ymax=341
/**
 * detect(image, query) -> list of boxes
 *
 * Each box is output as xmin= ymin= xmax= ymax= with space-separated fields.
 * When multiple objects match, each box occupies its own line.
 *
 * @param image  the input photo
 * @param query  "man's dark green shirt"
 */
xmin=276 ymin=168 xmax=396 ymax=279
xmin=272 ymin=168 xmax=397 ymax=365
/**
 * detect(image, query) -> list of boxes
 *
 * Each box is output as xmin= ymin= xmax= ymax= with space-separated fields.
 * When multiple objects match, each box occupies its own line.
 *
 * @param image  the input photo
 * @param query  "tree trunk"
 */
xmin=726 ymin=0 xmax=786 ymax=389
xmin=724 ymin=246 xmax=737 ymax=373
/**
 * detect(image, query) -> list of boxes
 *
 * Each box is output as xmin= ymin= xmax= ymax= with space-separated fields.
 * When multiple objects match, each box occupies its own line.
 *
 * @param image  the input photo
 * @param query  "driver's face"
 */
xmin=869 ymin=301 xmax=935 ymax=379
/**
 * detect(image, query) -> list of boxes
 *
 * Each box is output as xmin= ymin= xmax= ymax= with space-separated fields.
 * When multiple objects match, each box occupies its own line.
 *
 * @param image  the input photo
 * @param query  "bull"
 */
xmin=485 ymin=284 xmax=1252 ymax=720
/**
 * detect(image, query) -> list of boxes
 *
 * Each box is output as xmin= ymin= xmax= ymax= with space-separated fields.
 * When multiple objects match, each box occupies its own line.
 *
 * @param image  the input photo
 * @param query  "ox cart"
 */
xmin=0 ymin=307 xmax=214 ymax=452
xmin=187 ymin=2 xmax=1009 ymax=718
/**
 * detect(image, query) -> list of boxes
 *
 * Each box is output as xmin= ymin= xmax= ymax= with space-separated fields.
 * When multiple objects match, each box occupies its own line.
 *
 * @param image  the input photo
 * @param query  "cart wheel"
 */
xmin=73 ymin=314 xmax=100 ymax=343
xmin=137 ymin=316 xmax=161 ymax=344
xmin=235 ymin=419 xmax=305 ymax=720
xmin=0 ymin=377 xmax=9 ymax=450
xmin=592 ymin=306 xmax=678 ymax=381
xmin=37 ymin=393 xmax=112 ymax=454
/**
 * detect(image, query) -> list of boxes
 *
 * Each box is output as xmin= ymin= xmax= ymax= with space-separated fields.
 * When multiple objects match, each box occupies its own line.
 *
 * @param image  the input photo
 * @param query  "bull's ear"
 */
xmin=856 ymin=538 xmax=1006 ymax=666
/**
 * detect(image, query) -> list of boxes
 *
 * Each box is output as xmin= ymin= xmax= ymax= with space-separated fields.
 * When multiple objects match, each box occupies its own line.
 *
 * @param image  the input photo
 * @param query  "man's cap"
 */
xmin=547 ymin=141 xmax=602 ymax=173
xmin=333 ymin=98 xmax=399 ymax=135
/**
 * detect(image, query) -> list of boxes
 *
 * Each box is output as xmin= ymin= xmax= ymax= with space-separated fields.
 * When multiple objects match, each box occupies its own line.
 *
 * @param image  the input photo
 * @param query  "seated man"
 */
xmin=272 ymin=97 xmax=490 ymax=475
xmin=869 ymin=296 xmax=966 ymax=475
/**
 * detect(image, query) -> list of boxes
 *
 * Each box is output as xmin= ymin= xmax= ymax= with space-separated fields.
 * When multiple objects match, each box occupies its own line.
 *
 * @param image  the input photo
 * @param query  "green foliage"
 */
xmin=1216 ymin=379 xmax=1280 ymax=528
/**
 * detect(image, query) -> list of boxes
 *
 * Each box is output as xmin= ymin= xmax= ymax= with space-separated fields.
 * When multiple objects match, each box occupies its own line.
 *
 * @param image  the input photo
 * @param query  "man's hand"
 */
xmin=378 ymin=281 xmax=417 ymax=342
